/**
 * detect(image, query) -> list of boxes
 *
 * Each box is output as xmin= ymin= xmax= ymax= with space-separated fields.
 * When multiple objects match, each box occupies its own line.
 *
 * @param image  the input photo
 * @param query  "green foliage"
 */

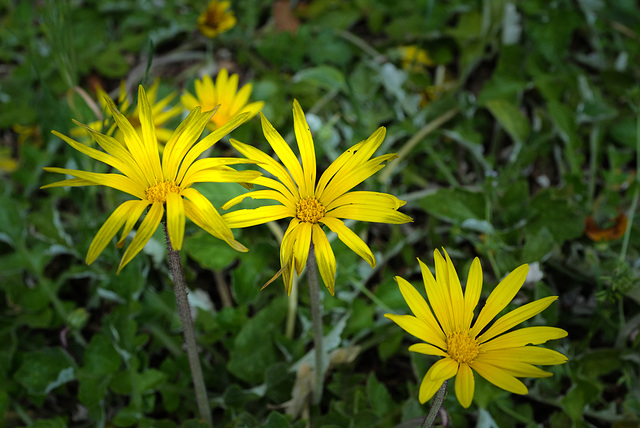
xmin=2 ymin=0 xmax=640 ymax=426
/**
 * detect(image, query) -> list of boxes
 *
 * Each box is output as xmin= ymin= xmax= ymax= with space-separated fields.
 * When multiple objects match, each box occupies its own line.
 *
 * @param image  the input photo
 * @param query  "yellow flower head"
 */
xmin=399 ymin=45 xmax=434 ymax=72
xmin=181 ymin=69 xmax=264 ymax=131
xmin=42 ymin=86 xmax=260 ymax=273
xmin=197 ymin=0 xmax=236 ymax=38
xmin=72 ymin=80 xmax=182 ymax=146
xmin=385 ymin=249 xmax=568 ymax=408
xmin=221 ymin=100 xmax=413 ymax=295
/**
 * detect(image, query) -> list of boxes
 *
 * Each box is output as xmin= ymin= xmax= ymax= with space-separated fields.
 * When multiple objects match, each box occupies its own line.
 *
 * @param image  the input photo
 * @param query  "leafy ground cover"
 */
xmin=1 ymin=0 xmax=640 ymax=427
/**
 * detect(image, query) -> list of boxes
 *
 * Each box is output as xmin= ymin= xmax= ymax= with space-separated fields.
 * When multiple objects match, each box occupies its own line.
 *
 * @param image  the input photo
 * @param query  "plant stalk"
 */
xmin=163 ymin=222 xmax=212 ymax=426
xmin=421 ymin=380 xmax=448 ymax=428
xmin=307 ymin=244 xmax=325 ymax=405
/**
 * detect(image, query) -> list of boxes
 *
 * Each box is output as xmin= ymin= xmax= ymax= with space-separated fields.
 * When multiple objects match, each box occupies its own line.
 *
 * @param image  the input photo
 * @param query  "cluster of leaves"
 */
xmin=1 ymin=0 xmax=640 ymax=427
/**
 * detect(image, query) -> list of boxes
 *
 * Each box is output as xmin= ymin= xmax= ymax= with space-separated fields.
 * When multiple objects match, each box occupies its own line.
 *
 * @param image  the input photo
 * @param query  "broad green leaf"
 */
xmin=15 ymin=348 xmax=76 ymax=396
xmin=485 ymin=99 xmax=530 ymax=143
xmin=417 ymin=188 xmax=485 ymax=223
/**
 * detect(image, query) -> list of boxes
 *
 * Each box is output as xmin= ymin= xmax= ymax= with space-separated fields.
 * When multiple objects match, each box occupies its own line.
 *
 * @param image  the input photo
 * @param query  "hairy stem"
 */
xmin=307 ymin=244 xmax=325 ymax=405
xmin=163 ymin=222 xmax=211 ymax=426
xmin=421 ymin=380 xmax=448 ymax=428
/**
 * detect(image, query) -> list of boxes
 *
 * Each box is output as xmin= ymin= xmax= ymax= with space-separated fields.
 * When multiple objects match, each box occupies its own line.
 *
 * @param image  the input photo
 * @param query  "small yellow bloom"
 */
xmin=72 ymin=80 xmax=182 ymax=146
xmin=197 ymin=0 xmax=237 ymax=38
xmin=399 ymin=45 xmax=434 ymax=71
xmin=385 ymin=249 xmax=568 ymax=408
xmin=181 ymin=69 xmax=264 ymax=131
xmin=42 ymin=86 xmax=260 ymax=273
xmin=221 ymin=100 xmax=413 ymax=295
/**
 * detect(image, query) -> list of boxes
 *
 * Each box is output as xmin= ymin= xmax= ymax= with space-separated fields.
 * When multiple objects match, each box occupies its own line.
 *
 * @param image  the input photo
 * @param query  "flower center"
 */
xmin=296 ymin=198 xmax=325 ymax=223
xmin=146 ymin=180 xmax=180 ymax=203
xmin=446 ymin=331 xmax=479 ymax=363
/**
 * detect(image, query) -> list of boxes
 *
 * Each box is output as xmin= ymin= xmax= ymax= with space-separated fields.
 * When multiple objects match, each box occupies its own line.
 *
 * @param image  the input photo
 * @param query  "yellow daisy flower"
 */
xmin=197 ymin=0 xmax=237 ymax=38
xmin=221 ymin=100 xmax=413 ymax=295
xmin=42 ymin=85 xmax=260 ymax=273
xmin=181 ymin=69 xmax=264 ymax=131
xmin=72 ymin=80 xmax=182 ymax=145
xmin=385 ymin=249 xmax=568 ymax=408
xmin=399 ymin=45 xmax=434 ymax=72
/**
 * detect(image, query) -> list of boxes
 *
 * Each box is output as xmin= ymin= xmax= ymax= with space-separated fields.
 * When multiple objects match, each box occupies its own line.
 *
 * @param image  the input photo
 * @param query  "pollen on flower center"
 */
xmin=146 ymin=180 xmax=181 ymax=203
xmin=296 ymin=197 xmax=325 ymax=223
xmin=447 ymin=331 xmax=479 ymax=363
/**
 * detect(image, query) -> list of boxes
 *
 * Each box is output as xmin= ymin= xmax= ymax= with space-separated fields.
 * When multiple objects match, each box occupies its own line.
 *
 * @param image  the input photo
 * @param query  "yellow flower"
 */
xmin=72 ymin=80 xmax=182 ymax=146
xmin=181 ymin=69 xmax=264 ymax=131
xmin=385 ymin=249 xmax=568 ymax=408
xmin=221 ymin=100 xmax=413 ymax=295
xmin=399 ymin=45 xmax=434 ymax=72
xmin=197 ymin=0 xmax=236 ymax=38
xmin=42 ymin=85 xmax=260 ymax=273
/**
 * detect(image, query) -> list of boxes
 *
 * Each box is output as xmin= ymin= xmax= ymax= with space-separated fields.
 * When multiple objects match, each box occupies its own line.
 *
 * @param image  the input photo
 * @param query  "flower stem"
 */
xmin=307 ymin=243 xmax=325 ymax=405
xmin=421 ymin=380 xmax=448 ymax=428
xmin=162 ymin=222 xmax=212 ymax=426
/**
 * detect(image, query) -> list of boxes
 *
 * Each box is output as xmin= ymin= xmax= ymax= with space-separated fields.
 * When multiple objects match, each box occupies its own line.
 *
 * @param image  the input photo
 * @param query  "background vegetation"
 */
xmin=1 ymin=0 xmax=639 ymax=427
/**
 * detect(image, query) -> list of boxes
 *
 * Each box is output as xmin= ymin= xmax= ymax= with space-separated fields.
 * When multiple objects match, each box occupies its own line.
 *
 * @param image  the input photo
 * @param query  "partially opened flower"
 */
xmin=197 ymin=0 xmax=236 ymax=38
xmin=42 ymin=85 xmax=260 ymax=272
xmin=181 ymin=69 xmax=264 ymax=131
xmin=399 ymin=45 xmax=434 ymax=72
xmin=221 ymin=100 xmax=413 ymax=295
xmin=385 ymin=249 xmax=568 ymax=408
xmin=72 ymin=79 xmax=182 ymax=145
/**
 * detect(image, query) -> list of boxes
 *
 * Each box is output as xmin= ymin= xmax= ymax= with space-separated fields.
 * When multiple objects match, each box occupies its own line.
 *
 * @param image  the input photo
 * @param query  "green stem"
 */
xmin=421 ymin=380 xmax=448 ymax=428
xmin=307 ymin=244 xmax=325 ymax=405
xmin=587 ymin=125 xmax=600 ymax=207
xmin=162 ymin=222 xmax=212 ymax=426
xmin=620 ymin=110 xmax=640 ymax=262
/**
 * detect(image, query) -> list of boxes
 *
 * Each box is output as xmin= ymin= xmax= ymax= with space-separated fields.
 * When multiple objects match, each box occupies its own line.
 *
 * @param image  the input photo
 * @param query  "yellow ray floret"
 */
xmin=385 ymin=249 xmax=568 ymax=408
xmin=42 ymin=85 xmax=260 ymax=273
xmin=221 ymin=99 xmax=413 ymax=295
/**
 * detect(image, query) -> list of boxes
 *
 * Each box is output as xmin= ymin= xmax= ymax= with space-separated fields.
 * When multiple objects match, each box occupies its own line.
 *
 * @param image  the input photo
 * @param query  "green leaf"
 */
xmin=522 ymin=227 xmax=555 ymax=263
xmin=227 ymin=298 xmax=287 ymax=383
xmin=30 ymin=418 xmax=68 ymax=428
xmin=417 ymin=188 xmax=485 ymax=223
xmin=366 ymin=373 xmax=395 ymax=417
xmin=183 ymin=230 xmax=239 ymax=271
xmin=293 ymin=66 xmax=346 ymax=92
xmin=561 ymin=379 xmax=601 ymax=423
xmin=15 ymin=348 xmax=76 ymax=396
xmin=485 ymin=99 xmax=530 ymax=143
xmin=262 ymin=411 xmax=293 ymax=428
xmin=83 ymin=334 xmax=121 ymax=376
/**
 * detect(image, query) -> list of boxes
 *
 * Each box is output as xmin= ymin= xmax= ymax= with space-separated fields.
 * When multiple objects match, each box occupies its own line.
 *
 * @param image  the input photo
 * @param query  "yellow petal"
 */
xmin=222 ymin=205 xmax=292 ymax=228
xmin=419 ymin=366 xmax=446 ymax=404
xmin=478 ymin=346 xmax=568 ymax=365
xmin=222 ymin=189 xmax=296 ymax=212
xmin=315 ymin=140 xmax=365 ymax=199
xmin=463 ymin=258 xmax=483 ymax=330
xmin=311 ymin=224 xmax=336 ymax=295
xmin=408 ymin=343 xmax=448 ymax=357
xmin=136 ymin=85 xmax=163 ymax=180
xmin=395 ymin=276 xmax=446 ymax=349
xmin=442 ymin=249 xmax=465 ymax=330
xmin=477 ymin=296 xmax=558 ymax=344
xmin=324 ymin=191 xmax=406 ymax=211
xmin=166 ymin=192 xmax=185 ymax=250
xmin=429 ymin=357 xmax=459 ymax=381
xmin=43 ymin=167 xmax=145 ymax=200
xmin=181 ymin=168 xmax=261 ymax=188
xmin=292 ymin=100 xmax=316 ymax=197
xmin=384 ymin=314 xmax=444 ymax=346
xmin=183 ymin=197 xmax=247 ymax=252
xmin=474 ymin=356 xmax=553 ymax=378
xmin=418 ymin=257 xmax=454 ymax=336
xmin=325 ymin=206 xmax=412 ymax=224
xmin=162 ymin=107 xmax=211 ymax=181
xmin=259 ymin=112 xmax=306 ymax=193
xmin=177 ymin=112 xmax=251 ymax=183
xmin=86 ymin=200 xmax=147 ymax=265
xmin=292 ymin=222 xmax=312 ymax=275
xmin=117 ymin=201 xmax=164 ymax=273
xmin=469 ymin=360 xmax=528 ymax=395
xmin=229 ymin=139 xmax=300 ymax=198
xmin=320 ymin=216 xmax=375 ymax=267
xmin=469 ymin=264 xmax=529 ymax=338
xmin=181 ymin=187 xmax=232 ymax=241
xmin=40 ymin=178 xmax=98 ymax=189
xmin=479 ymin=326 xmax=568 ymax=352
xmin=455 ymin=363 xmax=475 ymax=408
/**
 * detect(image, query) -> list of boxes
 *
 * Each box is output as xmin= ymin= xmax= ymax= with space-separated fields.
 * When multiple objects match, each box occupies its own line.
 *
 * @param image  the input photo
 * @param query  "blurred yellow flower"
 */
xmin=42 ymin=86 xmax=260 ymax=273
xmin=0 ymin=149 xmax=17 ymax=173
xmin=72 ymin=80 xmax=182 ymax=146
xmin=399 ymin=45 xmax=434 ymax=71
xmin=385 ymin=249 xmax=568 ymax=408
xmin=221 ymin=100 xmax=413 ymax=295
xmin=197 ymin=0 xmax=236 ymax=38
xmin=181 ymin=69 xmax=264 ymax=131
